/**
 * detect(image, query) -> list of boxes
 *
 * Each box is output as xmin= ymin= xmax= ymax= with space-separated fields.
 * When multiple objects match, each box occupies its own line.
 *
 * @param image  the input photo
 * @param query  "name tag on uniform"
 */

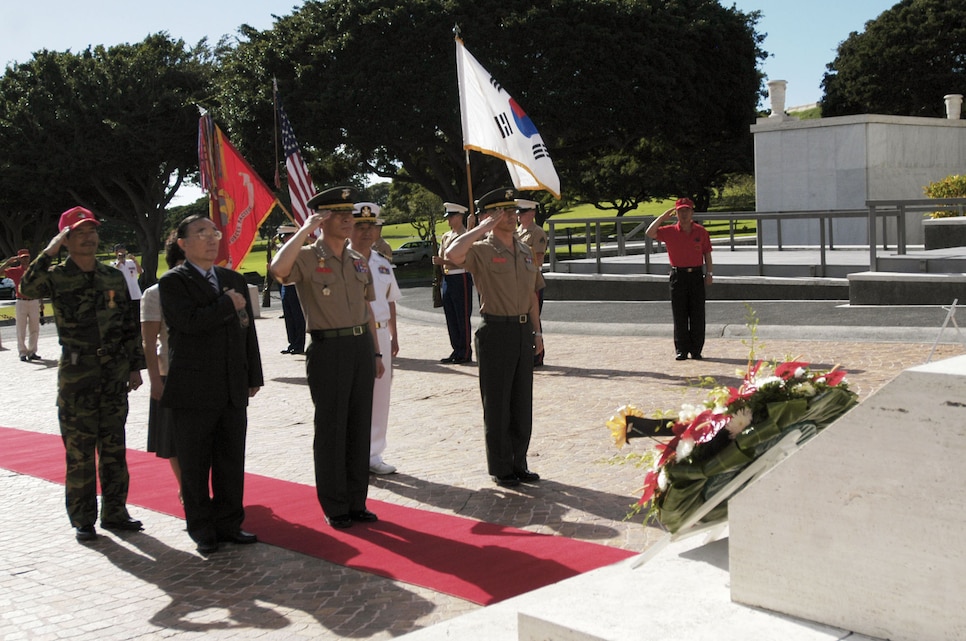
xmin=491 ymin=257 xmax=507 ymax=264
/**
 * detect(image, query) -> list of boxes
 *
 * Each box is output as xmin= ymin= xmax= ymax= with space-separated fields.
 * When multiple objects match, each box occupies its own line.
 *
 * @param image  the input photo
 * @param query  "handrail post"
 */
xmin=594 ymin=222 xmax=602 ymax=273
xmin=867 ymin=204 xmax=877 ymax=271
xmin=818 ymin=215 xmax=827 ymax=277
xmin=897 ymin=205 xmax=907 ymax=255
xmin=757 ymin=217 xmax=765 ymax=276
xmin=548 ymin=220 xmax=557 ymax=272
xmin=776 ymin=218 xmax=783 ymax=251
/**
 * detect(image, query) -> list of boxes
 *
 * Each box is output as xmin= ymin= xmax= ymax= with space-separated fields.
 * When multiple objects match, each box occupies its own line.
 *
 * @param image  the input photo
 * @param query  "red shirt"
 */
xmin=3 ymin=265 xmax=26 ymax=298
xmin=655 ymin=222 xmax=712 ymax=267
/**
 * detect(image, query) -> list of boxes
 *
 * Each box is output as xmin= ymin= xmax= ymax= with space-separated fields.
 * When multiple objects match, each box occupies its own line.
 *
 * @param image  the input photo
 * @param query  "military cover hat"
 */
xmin=443 ymin=202 xmax=469 ymax=217
xmin=515 ymin=199 xmax=539 ymax=211
xmin=306 ymin=186 xmax=360 ymax=212
xmin=277 ymin=224 xmax=298 ymax=235
xmin=353 ymin=202 xmax=384 ymax=224
xmin=58 ymin=206 xmax=101 ymax=232
xmin=476 ymin=188 xmax=518 ymax=213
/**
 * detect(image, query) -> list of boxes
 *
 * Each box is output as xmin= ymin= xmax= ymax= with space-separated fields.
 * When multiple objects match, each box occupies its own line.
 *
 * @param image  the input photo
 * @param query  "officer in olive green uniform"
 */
xmin=270 ymin=186 xmax=385 ymax=530
xmin=20 ymin=206 xmax=146 ymax=542
xmin=445 ymin=188 xmax=545 ymax=488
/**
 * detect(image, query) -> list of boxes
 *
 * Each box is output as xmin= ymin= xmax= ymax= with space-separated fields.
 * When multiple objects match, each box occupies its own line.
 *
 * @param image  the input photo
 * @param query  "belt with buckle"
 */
xmin=670 ymin=266 xmax=703 ymax=273
xmin=482 ymin=313 xmax=529 ymax=324
xmin=310 ymin=324 xmax=368 ymax=340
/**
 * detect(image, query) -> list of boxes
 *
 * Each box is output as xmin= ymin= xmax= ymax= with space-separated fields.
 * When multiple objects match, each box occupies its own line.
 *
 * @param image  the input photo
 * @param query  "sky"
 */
xmin=2 ymin=0 xmax=898 ymax=202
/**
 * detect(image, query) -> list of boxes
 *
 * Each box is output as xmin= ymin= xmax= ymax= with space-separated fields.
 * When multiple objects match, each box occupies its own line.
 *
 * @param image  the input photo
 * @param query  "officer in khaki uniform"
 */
xmin=445 ymin=188 xmax=544 ymax=488
xmin=270 ymin=186 xmax=385 ymax=529
xmin=20 ymin=206 xmax=146 ymax=541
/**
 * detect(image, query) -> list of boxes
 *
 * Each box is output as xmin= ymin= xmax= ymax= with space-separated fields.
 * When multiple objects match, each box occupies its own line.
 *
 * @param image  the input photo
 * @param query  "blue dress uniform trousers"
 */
xmin=442 ymin=272 xmax=474 ymax=360
xmin=280 ymin=284 xmax=305 ymax=352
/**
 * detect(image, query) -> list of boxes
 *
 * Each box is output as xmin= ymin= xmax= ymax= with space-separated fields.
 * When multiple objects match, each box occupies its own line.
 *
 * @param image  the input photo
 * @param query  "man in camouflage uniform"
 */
xmin=20 ymin=206 xmax=146 ymax=542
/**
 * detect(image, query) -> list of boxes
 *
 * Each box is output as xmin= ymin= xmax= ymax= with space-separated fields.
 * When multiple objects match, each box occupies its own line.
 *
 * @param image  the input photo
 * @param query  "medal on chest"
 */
xmin=107 ymin=290 xmax=117 ymax=309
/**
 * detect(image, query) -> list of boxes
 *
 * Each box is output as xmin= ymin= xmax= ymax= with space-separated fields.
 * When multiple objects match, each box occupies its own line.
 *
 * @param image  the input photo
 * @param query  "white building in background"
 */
xmin=750 ymin=80 xmax=966 ymax=245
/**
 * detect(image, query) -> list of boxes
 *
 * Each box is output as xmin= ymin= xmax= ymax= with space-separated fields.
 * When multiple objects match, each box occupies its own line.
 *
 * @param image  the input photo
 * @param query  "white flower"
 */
xmin=755 ymin=375 xmax=784 ymax=390
xmin=791 ymin=381 xmax=817 ymax=397
xmin=725 ymin=407 xmax=753 ymax=438
xmin=678 ymin=403 xmax=702 ymax=424
xmin=676 ymin=437 xmax=695 ymax=460
xmin=794 ymin=366 xmax=807 ymax=379
xmin=657 ymin=467 xmax=668 ymax=491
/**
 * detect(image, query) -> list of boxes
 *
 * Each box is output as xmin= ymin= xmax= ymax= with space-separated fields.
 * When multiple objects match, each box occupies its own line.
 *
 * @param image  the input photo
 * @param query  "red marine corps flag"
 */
xmin=198 ymin=112 xmax=279 ymax=268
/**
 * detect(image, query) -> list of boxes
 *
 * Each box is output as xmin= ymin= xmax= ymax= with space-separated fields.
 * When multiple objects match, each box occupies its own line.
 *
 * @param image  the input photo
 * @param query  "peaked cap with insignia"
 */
xmin=443 ymin=202 xmax=468 ymax=217
xmin=352 ymin=201 xmax=384 ymax=225
xmin=475 ymin=187 xmax=519 ymax=213
xmin=306 ymin=186 xmax=360 ymax=212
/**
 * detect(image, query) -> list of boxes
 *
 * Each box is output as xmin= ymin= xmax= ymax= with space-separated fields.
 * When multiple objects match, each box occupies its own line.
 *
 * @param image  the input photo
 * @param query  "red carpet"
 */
xmin=0 ymin=426 xmax=634 ymax=605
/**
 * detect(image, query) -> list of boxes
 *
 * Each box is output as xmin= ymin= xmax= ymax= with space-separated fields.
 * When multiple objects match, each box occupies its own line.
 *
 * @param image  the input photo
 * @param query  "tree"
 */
xmin=821 ymin=0 xmax=966 ymax=117
xmin=0 ymin=35 xmax=213 ymax=283
xmin=213 ymin=0 xmax=764 ymax=216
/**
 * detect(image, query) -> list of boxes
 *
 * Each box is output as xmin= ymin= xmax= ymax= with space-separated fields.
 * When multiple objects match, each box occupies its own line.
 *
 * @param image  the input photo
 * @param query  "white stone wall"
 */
xmin=752 ymin=114 xmax=966 ymax=245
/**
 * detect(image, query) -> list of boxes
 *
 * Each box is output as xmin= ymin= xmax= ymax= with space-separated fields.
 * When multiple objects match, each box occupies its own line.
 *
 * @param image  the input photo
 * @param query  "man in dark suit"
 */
xmin=159 ymin=214 xmax=264 ymax=555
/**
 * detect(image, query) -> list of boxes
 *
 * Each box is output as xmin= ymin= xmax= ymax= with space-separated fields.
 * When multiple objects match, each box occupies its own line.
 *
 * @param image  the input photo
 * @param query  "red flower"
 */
xmin=817 ymin=368 xmax=848 ymax=387
xmin=638 ymin=470 xmax=660 ymax=505
xmin=775 ymin=361 xmax=810 ymax=380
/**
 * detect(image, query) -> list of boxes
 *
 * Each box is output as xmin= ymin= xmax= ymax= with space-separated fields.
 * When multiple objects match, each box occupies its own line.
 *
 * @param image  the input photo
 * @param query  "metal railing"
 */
xmin=545 ymin=198 xmax=966 ymax=275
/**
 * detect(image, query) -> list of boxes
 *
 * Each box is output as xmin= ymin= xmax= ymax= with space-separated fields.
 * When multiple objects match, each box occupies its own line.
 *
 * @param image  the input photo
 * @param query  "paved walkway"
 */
xmin=1 ymin=289 xmax=963 ymax=640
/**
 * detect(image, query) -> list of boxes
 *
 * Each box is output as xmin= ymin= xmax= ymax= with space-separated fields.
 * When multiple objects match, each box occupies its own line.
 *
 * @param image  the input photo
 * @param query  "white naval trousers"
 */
xmin=369 ymin=323 xmax=393 ymax=464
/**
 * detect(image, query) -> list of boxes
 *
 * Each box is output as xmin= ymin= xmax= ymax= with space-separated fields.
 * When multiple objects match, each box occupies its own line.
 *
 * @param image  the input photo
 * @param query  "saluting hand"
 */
xmin=44 ymin=227 xmax=71 ymax=257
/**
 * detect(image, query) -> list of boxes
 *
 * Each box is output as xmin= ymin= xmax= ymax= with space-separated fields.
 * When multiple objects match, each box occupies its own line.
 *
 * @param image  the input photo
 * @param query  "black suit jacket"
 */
xmin=158 ymin=263 xmax=264 ymax=410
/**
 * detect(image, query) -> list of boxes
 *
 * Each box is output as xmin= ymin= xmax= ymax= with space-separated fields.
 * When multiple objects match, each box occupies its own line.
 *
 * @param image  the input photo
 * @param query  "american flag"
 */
xmin=275 ymin=87 xmax=316 ymax=226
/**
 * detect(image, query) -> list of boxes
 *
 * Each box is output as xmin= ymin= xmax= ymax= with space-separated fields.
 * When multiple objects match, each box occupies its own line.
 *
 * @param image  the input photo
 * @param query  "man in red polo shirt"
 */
xmin=646 ymin=197 xmax=714 ymax=360
xmin=0 ymin=249 xmax=42 ymax=361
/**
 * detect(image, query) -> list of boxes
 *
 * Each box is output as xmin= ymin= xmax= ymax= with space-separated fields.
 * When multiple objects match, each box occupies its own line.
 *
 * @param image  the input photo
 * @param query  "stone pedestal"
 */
xmin=923 ymin=216 xmax=966 ymax=249
xmin=729 ymin=355 xmax=966 ymax=641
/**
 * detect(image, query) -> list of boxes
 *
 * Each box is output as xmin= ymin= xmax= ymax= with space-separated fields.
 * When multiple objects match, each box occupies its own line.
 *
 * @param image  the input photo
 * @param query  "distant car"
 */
xmin=0 ymin=277 xmax=15 ymax=300
xmin=392 ymin=240 xmax=435 ymax=265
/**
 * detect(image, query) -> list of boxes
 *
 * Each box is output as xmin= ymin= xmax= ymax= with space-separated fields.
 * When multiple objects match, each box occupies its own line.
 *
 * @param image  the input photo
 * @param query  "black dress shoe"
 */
xmin=451 ymin=357 xmax=471 ymax=364
xmin=493 ymin=474 xmax=520 ymax=488
xmin=439 ymin=353 xmax=456 ymax=363
xmin=280 ymin=348 xmax=292 ymax=354
xmin=349 ymin=509 xmax=378 ymax=523
xmin=218 ymin=530 xmax=258 ymax=544
xmin=75 ymin=525 xmax=97 ymax=542
xmin=691 ymin=353 xmax=703 ymax=360
xmin=326 ymin=514 xmax=353 ymax=529
xmin=514 ymin=469 xmax=541 ymax=483
xmin=101 ymin=517 xmax=143 ymax=532
xmin=675 ymin=353 xmax=688 ymax=361
xmin=196 ymin=539 xmax=220 ymax=555
xmin=28 ymin=353 xmax=41 ymax=360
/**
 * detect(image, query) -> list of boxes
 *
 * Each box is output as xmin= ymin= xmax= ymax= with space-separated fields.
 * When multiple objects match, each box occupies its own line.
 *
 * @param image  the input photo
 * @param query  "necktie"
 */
xmin=205 ymin=269 xmax=218 ymax=292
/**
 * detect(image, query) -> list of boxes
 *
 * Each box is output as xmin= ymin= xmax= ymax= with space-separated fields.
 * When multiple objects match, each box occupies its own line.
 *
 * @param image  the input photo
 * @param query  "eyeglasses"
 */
xmin=190 ymin=229 xmax=223 ymax=241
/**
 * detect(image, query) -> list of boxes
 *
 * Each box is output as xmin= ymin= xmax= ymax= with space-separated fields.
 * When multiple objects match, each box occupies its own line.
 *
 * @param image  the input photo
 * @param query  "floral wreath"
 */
xmin=607 ymin=359 xmax=857 ymax=533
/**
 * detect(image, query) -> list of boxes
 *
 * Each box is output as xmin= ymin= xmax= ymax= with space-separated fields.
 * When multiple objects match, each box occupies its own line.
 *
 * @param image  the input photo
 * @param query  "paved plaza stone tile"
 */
xmin=0 ymin=290 xmax=962 ymax=640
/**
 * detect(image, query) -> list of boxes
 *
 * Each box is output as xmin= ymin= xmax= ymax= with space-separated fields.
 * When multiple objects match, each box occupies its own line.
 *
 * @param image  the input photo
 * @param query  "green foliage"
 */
xmin=923 ymin=174 xmax=966 ymax=218
xmin=215 ymin=0 xmax=765 ymax=219
xmin=821 ymin=0 xmax=966 ymax=117
xmin=709 ymin=174 xmax=756 ymax=212
xmin=0 ymin=35 xmax=213 ymax=284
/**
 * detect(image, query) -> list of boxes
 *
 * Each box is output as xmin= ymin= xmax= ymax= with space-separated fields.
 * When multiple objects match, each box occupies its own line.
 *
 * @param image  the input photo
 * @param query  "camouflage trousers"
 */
xmin=57 ymin=354 xmax=132 ymax=527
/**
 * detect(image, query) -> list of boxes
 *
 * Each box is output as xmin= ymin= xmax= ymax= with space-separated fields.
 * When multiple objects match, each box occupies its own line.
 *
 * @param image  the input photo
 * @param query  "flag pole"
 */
xmin=455 ymin=26 xmax=476 ymax=226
